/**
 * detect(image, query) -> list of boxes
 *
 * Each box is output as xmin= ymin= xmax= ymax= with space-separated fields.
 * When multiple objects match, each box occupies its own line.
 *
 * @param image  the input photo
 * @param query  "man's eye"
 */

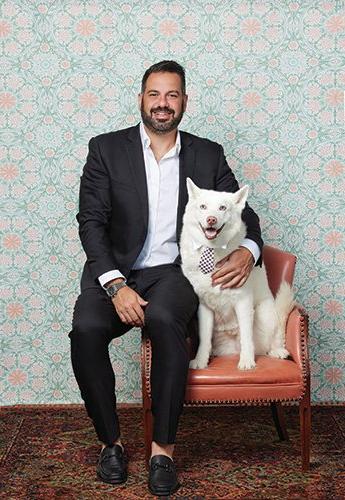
xmin=200 ymin=204 xmax=207 ymax=209
xmin=219 ymin=205 xmax=227 ymax=211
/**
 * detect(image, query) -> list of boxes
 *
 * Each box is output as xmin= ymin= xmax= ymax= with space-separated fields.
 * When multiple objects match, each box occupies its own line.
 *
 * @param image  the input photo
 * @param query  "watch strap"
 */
xmin=105 ymin=280 xmax=127 ymax=298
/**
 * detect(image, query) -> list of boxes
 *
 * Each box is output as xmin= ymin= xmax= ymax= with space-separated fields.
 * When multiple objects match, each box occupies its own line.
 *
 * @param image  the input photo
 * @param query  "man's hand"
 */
xmin=211 ymin=247 xmax=254 ymax=289
xmin=112 ymin=287 xmax=148 ymax=328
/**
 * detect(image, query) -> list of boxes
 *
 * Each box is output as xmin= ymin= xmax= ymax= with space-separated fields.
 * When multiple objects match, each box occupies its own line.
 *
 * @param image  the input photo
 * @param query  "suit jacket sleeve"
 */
xmin=77 ymin=137 xmax=119 ymax=281
xmin=215 ymin=145 xmax=263 ymax=262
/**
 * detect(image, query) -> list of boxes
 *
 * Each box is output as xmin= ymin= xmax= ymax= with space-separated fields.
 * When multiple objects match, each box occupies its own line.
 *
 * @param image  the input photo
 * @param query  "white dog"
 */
xmin=180 ymin=179 xmax=294 ymax=371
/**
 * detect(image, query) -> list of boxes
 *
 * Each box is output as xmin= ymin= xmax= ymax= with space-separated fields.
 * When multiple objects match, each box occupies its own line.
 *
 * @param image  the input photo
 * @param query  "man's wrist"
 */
xmin=105 ymin=277 xmax=125 ymax=288
xmin=105 ymin=278 xmax=127 ymax=298
xmin=239 ymin=245 xmax=255 ymax=264
xmin=240 ymin=239 xmax=260 ymax=265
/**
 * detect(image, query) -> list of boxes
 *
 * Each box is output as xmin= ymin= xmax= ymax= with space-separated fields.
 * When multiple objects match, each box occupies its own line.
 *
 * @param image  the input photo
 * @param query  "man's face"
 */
xmin=139 ymin=71 xmax=188 ymax=134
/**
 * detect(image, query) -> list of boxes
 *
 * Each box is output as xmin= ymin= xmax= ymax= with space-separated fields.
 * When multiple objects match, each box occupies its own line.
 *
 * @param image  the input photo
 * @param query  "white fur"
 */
xmin=180 ymin=179 xmax=295 ymax=371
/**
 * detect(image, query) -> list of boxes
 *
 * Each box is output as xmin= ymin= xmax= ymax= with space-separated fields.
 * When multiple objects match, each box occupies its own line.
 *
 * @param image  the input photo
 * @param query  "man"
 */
xmin=69 ymin=60 xmax=263 ymax=496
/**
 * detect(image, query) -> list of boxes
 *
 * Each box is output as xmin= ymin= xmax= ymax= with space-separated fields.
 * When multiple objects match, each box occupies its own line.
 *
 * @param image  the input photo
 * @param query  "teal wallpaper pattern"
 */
xmin=1 ymin=0 xmax=344 ymax=405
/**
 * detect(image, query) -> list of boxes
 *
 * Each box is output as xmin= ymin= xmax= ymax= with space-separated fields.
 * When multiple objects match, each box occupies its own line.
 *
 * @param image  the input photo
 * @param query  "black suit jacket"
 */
xmin=77 ymin=124 xmax=263 ymax=289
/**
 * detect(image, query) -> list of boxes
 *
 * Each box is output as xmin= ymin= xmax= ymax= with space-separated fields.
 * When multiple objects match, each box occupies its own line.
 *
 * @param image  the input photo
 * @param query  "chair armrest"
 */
xmin=285 ymin=304 xmax=309 ymax=372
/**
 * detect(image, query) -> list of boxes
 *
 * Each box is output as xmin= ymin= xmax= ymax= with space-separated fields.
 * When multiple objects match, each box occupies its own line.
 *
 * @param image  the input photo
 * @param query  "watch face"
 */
xmin=106 ymin=285 xmax=116 ymax=297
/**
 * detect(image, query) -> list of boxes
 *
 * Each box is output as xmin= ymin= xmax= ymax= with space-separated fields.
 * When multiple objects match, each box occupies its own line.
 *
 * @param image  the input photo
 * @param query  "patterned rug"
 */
xmin=0 ymin=405 xmax=344 ymax=499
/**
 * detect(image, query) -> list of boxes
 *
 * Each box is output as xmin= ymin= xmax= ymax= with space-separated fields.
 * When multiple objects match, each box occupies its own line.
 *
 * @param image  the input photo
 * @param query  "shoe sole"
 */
xmin=148 ymin=481 xmax=180 ymax=496
xmin=97 ymin=469 xmax=127 ymax=485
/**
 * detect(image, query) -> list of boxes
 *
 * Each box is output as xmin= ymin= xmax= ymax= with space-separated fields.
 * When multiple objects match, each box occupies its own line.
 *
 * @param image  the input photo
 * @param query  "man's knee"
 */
xmin=69 ymin=308 xmax=115 ymax=366
xmin=71 ymin=313 xmax=108 ymax=340
xmin=70 ymin=290 xmax=123 ymax=344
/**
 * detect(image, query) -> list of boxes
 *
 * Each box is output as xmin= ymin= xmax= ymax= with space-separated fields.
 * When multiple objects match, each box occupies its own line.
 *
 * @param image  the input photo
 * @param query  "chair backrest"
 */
xmin=262 ymin=245 xmax=297 ymax=296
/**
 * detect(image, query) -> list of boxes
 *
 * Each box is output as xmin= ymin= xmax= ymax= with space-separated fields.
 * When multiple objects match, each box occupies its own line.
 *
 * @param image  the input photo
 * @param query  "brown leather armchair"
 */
xmin=141 ymin=245 xmax=311 ymax=470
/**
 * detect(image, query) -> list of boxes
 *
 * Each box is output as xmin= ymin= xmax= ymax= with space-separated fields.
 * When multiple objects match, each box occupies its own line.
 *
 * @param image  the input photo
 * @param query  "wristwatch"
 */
xmin=105 ymin=280 xmax=127 ymax=298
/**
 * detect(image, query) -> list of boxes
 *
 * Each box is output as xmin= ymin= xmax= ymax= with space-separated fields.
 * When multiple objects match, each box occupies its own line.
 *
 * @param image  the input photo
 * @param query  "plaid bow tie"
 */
xmin=199 ymin=247 xmax=215 ymax=274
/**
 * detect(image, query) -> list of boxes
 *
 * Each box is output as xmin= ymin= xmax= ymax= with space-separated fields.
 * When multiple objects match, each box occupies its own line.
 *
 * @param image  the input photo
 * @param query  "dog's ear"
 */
xmin=233 ymin=185 xmax=249 ymax=210
xmin=186 ymin=178 xmax=200 ymax=198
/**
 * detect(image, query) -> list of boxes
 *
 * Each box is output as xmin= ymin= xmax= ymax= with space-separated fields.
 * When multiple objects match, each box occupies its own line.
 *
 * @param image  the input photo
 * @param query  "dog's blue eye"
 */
xmin=219 ymin=205 xmax=226 ymax=211
xmin=200 ymin=204 xmax=207 ymax=209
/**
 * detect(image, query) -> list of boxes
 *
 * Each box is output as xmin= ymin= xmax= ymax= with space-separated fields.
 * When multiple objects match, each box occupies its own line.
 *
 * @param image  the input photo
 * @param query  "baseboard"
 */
xmin=1 ymin=401 xmax=344 ymax=411
xmin=0 ymin=402 xmax=141 ymax=411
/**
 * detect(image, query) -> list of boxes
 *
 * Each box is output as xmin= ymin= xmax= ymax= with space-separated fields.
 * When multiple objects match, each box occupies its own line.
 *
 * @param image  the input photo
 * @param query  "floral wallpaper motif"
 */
xmin=0 ymin=0 xmax=344 ymax=405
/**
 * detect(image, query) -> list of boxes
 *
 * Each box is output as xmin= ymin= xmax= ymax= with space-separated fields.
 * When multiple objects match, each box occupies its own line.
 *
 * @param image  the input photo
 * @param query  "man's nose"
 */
xmin=157 ymin=95 xmax=168 ymax=107
xmin=207 ymin=216 xmax=217 ymax=226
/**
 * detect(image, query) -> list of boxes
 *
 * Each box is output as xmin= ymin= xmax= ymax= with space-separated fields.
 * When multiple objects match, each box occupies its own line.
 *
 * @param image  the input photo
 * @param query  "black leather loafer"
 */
xmin=148 ymin=455 xmax=180 ymax=496
xmin=96 ymin=444 xmax=127 ymax=484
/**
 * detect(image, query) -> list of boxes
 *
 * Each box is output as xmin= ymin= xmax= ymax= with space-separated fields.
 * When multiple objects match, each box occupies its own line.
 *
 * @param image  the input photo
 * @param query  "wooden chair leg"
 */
xmin=271 ymin=402 xmax=289 ymax=441
xmin=143 ymin=405 xmax=153 ymax=468
xmin=299 ymin=381 xmax=311 ymax=471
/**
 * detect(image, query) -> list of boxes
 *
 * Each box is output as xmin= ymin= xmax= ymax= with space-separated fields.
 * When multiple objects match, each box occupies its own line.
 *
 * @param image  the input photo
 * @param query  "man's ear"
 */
xmin=137 ymin=93 xmax=142 ymax=111
xmin=183 ymin=94 xmax=188 ymax=112
xmin=233 ymin=185 xmax=249 ymax=210
xmin=186 ymin=177 xmax=200 ymax=198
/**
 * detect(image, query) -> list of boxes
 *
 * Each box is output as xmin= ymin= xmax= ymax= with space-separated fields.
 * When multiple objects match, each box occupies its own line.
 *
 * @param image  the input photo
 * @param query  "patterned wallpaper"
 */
xmin=1 ymin=0 xmax=344 ymax=405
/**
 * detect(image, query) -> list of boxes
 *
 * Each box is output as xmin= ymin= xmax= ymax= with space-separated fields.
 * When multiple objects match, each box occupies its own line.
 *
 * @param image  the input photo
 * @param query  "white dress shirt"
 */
xmin=98 ymin=123 xmax=260 ymax=288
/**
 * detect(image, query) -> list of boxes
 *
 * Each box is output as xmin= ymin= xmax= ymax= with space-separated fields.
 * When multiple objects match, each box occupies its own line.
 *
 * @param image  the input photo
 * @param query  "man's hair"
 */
xmin=141 ymin=60 xmax=186 ymax=94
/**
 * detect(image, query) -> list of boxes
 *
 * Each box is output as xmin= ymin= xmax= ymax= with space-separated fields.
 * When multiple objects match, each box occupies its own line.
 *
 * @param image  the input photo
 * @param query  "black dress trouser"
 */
xmin=69 ymin=263 xmax=198 ymax=445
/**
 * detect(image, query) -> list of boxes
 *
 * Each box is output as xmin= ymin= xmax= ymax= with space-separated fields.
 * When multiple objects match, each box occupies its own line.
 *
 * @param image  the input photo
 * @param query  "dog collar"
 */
xmin=191 ymin=240 xmax=227 ymax=251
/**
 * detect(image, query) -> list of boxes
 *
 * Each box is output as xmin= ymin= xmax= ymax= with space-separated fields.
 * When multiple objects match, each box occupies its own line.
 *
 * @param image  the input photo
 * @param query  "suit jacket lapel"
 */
xmin=125 ymin=124 xmax=149 ymax=229
xmin=176 ymin=132 xmax=195 ymax=242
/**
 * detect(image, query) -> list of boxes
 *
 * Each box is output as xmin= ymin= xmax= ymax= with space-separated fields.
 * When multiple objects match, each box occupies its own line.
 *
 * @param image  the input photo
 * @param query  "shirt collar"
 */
xmin=139 ymin=122 xmax=181 ymax=157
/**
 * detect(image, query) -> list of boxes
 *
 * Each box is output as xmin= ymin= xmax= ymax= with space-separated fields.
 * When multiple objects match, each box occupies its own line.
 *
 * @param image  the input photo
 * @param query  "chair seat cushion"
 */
xmin=188 ymin=355 xmax=301 ymax=385
xmin=185 ymin=355 xmax=304 ymax=402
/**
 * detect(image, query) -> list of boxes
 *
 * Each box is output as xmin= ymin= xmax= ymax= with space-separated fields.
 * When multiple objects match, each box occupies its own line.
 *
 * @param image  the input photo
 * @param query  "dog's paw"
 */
xmin=238 ymin=357 xmax=256 ymax=370
xmin=189 ymin=357 xmax=208 ymax=369
xmin=269 ymin=347 xmax=289 ymax=359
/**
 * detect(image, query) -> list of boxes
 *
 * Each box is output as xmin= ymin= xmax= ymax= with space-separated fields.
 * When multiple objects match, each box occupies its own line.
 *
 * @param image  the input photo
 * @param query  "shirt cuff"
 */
xmin=240 ymin=239 xmax=261 ymax=265
xmin=98 ymin=270 xmax=126 ymax=289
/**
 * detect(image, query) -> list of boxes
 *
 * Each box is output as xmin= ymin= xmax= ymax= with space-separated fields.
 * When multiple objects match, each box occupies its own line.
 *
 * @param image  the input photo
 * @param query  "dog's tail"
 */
xmin=274 ymin=281 xmax=295 ymax=332
xmin=268 ymin=281 xmax=295 ymax=357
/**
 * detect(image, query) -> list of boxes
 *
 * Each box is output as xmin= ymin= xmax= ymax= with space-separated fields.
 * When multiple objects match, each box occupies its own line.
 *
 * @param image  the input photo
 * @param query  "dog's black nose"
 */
xmin=206 ymin=216 xmax=217 ymax=226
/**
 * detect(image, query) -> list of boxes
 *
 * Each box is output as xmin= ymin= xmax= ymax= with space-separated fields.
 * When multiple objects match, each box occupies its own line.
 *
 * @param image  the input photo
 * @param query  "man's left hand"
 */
xmin=211 ymin=247 xmax=254 ymax=289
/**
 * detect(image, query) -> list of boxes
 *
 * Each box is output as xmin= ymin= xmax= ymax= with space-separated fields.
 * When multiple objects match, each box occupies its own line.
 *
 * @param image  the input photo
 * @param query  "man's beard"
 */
xmin=140 ymin=104 xmax=184 ymax=134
